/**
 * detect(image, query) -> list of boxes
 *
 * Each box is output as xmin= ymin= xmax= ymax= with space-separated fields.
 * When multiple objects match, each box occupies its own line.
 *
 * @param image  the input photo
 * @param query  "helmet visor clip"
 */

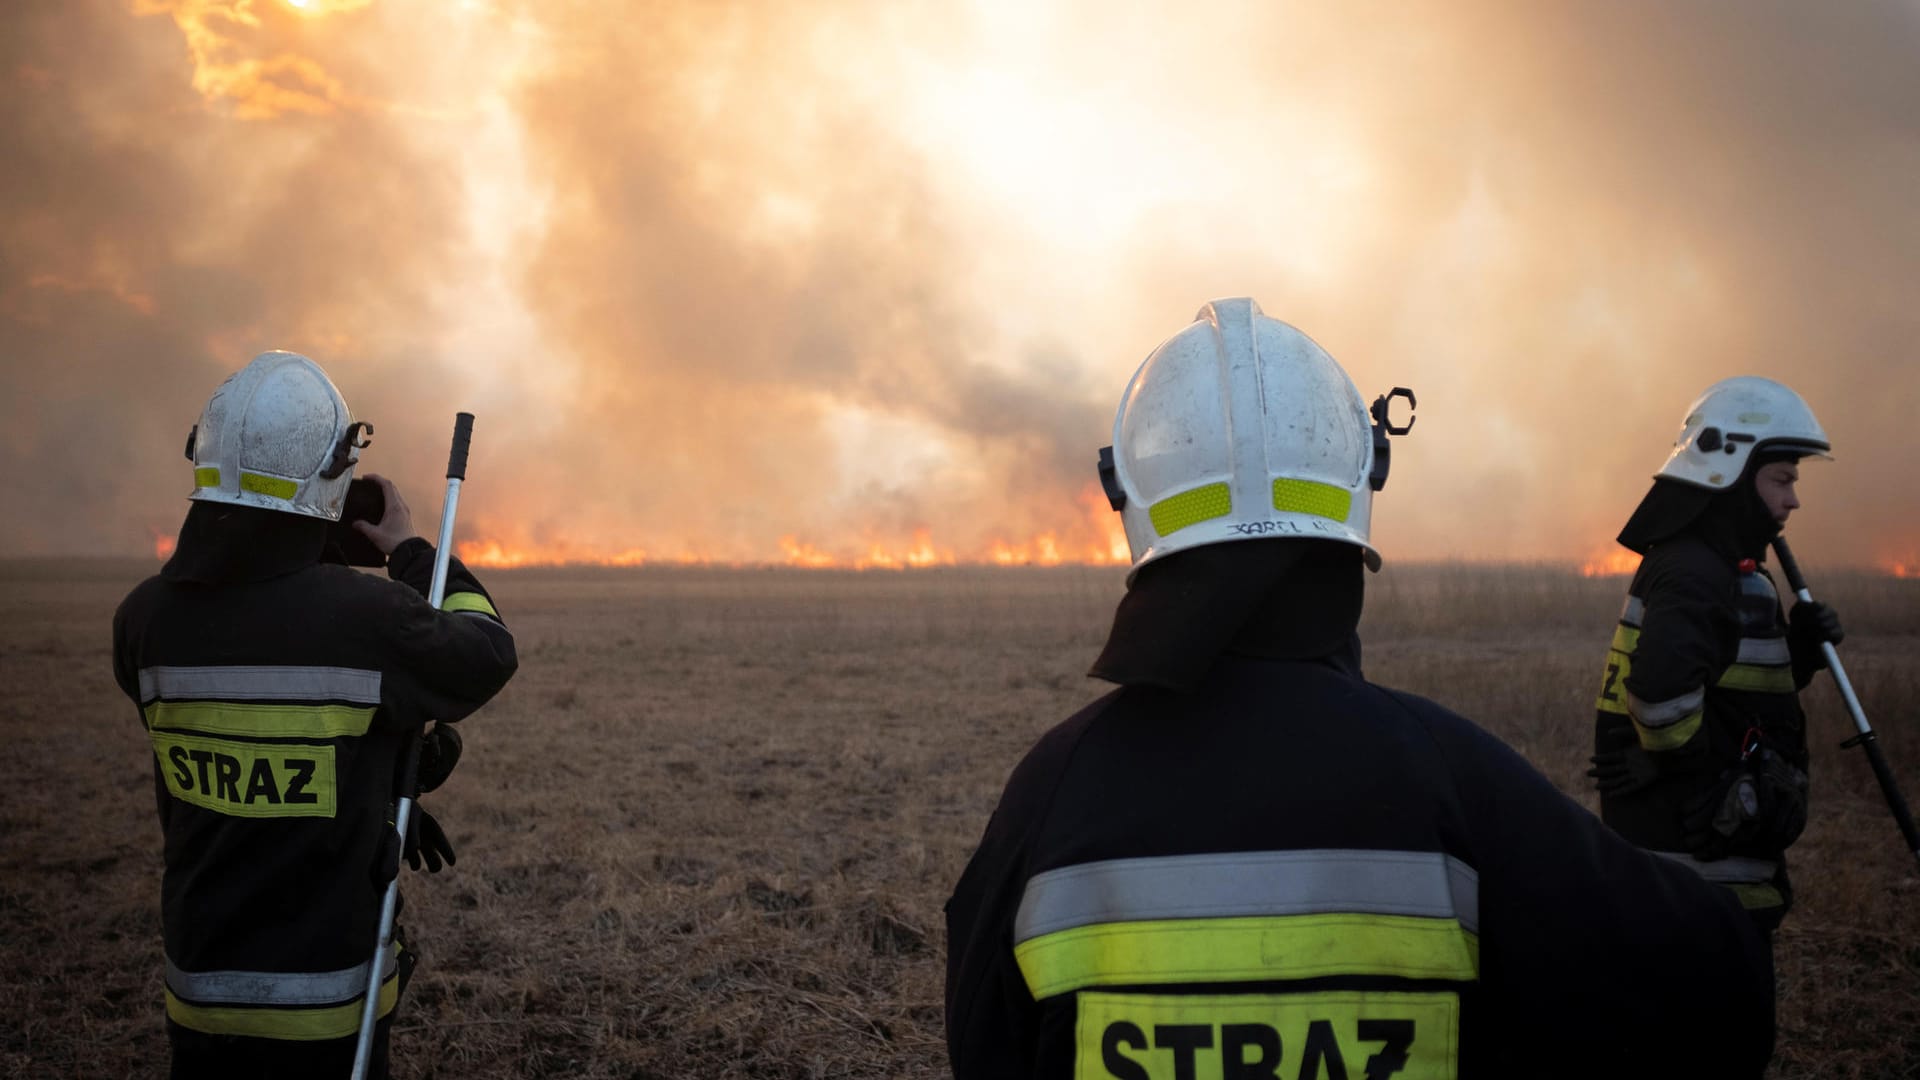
xmin=1368 ymin=387 xmax=1416 ymax=492
xmin=320 ymin=421 xmax=374 ymax=480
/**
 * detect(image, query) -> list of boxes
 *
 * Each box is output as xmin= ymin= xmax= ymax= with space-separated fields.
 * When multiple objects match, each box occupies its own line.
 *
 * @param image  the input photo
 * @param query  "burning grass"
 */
xmin=0 ymin=560 xmax=1915 ymax=1077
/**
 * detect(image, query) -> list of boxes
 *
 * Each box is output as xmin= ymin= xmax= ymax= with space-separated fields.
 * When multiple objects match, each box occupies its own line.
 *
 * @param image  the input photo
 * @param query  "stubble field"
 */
xmin=2 ymin=559 xmax=1916 ymax=1079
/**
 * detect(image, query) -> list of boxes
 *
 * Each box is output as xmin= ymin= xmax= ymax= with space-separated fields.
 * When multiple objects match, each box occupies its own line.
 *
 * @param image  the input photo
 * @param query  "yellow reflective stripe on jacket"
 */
xmin=164 ymin=944 xmax=400 ymax=1040
xmin=1717 ymin=663 xmax=1794 ymax=693
xmin=1014 ymin=913 xmax=1480 ymax=1000
xmin=440 ymin=591 xmax=499 ymax=618
xmin=165 ymin=971 xmax=397 ymax=1041
xmin=1609 ymin=624 xmax=1640 ymax=655
xmin=145 ymin=701 xmax=376 ymax=739
xmin=1626 ymin=685 xmax=1703 ymax=727
xmin=1631 ymin=709 xmax=1703 ymax=752
xmin=1731 ymin=883 xmax=1786 ymax=911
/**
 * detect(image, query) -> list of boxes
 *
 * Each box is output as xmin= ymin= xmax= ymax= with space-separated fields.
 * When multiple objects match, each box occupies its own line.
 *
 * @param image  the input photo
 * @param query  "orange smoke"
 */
xmin=1579 ymin=548 xmax=1640 ymax=578
xmin=132 ymin=0 xmax=371 ymax=120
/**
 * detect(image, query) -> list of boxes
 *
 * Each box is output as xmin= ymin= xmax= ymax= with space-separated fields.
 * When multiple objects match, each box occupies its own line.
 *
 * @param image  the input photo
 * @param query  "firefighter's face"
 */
xmin=1753 ymin=461 xmax=1801 ymax=523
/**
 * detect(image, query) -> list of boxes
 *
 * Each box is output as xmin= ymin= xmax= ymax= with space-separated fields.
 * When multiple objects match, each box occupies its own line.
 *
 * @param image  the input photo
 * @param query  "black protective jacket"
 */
xmin=1593 ymin=535 xmax=1813 ymax=918
xmin=948 ymin=646 xmax=1775 ymax=1078
xmin=113 ymin=507 xmax=517 ymax=1045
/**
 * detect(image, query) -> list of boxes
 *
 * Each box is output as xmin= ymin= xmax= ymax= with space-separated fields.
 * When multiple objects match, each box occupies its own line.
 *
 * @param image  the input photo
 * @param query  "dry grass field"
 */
xmin=2 ymin=558 xmax=1916 ymax=1078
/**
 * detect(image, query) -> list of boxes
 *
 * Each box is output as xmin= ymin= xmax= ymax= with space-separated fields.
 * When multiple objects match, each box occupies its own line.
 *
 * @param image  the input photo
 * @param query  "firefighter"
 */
xmin=1588 ymin=376 xmax=1844 ymax=938
xmin=945 ymin=299 xmax=1776 ymax=1078
xmin=112 ymin=352 xmax=518 ymax=1079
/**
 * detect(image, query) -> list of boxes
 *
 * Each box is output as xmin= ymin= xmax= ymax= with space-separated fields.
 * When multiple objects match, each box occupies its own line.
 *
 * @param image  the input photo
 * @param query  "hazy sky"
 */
xmin=4 ymin=0 xmax=1916 ymax=568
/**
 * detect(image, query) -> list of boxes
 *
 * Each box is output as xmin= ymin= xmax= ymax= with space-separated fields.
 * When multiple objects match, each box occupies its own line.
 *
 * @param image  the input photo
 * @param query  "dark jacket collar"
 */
xmin=161 ymin=502 xmax=329 ymax=585
xmin=1090 ymin=539 xmax=1365 ymax=692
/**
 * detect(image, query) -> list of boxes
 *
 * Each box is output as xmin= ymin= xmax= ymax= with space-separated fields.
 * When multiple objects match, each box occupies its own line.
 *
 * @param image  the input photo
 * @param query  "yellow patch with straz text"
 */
xmin=1075 ymin=990 xmax=1457 ymax=1080
xmin=150 ymin=732 xmax=336 ymax=818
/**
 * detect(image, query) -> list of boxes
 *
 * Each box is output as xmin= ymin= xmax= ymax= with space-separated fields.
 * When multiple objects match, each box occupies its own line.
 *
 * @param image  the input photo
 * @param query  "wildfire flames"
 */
xmin=151 ymin=527 xmax=176 ymax=560
xmin=1888 ymin=561 xmax=1917 ymax=580
xmin=455 ymin=486 xmax=1133 ymax=570
xmin=1578 ymin=548 xmax=1641 ymax=578
xmin=461 ymin=526 xmax=1129 ymax=571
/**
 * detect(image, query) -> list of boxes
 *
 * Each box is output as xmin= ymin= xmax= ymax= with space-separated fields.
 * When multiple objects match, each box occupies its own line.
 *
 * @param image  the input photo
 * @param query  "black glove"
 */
xmin=1587 ymin=746 xmax=1661 ymax=797
xmin=404 ymin=806 xmax=456 ymax=873
xmin=1789 ymin=600 xmax=1844 ymax=648
xmin=1788 ymin=600 xmax=1844 ymax=685
xmin=416 ymin=723 xmax=464 ymax=794
xmin=1680 ymin=750 xmax=1808 ymax=860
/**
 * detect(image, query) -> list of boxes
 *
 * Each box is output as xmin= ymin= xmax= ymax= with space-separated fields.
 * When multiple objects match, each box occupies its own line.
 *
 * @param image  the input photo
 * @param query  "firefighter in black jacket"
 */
xmin=113 ymin=352 xmax=518 ymax=1079
xmin=946 ymin=299 xmax=1776 ymax=1078
xmin=1589 ymin=376 xmax=1844 ymax=937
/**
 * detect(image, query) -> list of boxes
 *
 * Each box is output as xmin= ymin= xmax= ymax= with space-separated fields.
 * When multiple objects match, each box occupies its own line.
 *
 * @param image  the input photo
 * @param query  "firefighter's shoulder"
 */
xmin=1363 ymin=682 xmax=1580 ymax=807
xmin=998 ymin=687 xmax=1126 ymax=803
xmin=1640 ymin=534 xmax=1739 ymax=592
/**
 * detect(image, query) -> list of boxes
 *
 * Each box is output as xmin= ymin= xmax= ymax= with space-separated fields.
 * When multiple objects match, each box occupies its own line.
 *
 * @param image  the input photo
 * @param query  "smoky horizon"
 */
xmin=4 ymin=1 xmax=1917 ymax=573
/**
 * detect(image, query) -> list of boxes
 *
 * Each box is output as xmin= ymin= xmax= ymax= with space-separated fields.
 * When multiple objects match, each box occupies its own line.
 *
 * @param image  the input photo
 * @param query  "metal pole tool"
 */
xmin=1771 ymin=536 xmax=1920 ymax=870
xmin=352 ymin=412 xmax=474 ymax=1079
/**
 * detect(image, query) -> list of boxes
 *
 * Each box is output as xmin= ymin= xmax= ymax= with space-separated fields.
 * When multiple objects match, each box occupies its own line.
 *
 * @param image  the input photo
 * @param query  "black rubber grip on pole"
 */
xmin=1770 ymin=536 xmax=1808 ymax=595
xmin=1856 ymin=732 xmax=1920 ymax=864
xmin=447 ymin=413 xmax=474 ymax=480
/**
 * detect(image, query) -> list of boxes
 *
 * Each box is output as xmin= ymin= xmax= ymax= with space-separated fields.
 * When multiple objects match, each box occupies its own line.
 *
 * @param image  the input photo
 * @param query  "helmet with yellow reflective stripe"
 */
xmin=1097 ymin=298 xmax=1412 ymax=579
xmin=185 ymin=351 xmax=371 ymax=521
xmin=1654 ymin=376 xmax=1830 ymax=491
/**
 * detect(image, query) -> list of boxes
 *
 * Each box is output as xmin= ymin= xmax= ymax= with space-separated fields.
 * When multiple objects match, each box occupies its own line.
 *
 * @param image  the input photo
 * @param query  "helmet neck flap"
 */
xmin=1090 ymin=539 xmax=1364 ymax=691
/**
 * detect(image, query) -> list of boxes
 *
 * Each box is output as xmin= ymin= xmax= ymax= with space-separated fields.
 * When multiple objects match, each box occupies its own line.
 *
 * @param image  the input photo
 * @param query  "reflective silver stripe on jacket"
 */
xmin=1621 ymin=595 xmax=1644 ymax=626
xmin=165 ymin=943 xmax=398 ymax=1006
xmin=1013 ymin=849 xmax=1480 ymax=944
xmin=1626 ymin=686 xmax=1705 ymax=727
xmin=1651 ymin=851 xmax=1779 ymax=885
xmin=1734 ymin=637 xmax=1791 ymax=666
xmin=139 ymin=665 xmax=382 ymax=704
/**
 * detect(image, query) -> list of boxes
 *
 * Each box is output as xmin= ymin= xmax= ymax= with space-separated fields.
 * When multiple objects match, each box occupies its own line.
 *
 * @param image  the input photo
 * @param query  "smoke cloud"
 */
xmin=4 ymin=0 xmax=1916 ymax=568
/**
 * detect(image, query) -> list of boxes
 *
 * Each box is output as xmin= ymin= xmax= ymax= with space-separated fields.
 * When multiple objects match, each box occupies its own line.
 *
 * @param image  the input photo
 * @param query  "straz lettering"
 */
xmin=1101 ymin=1017 xmax=1413 ymax=1080
xmin=1077 ymin=992 xmax=1455 ymax=1080
xmin=155 ymin=734 xmax=335 ymax=819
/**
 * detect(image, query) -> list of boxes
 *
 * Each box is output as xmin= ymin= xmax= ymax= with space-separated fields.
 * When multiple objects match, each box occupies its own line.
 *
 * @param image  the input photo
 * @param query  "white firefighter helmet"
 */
xmin=1654 ymin=376 xmax=1830 ymax=491
xmin=186 ymin=351 xmax=370 ymax=521
xmin=1097 ymin=298 xmax=1411 ymax=578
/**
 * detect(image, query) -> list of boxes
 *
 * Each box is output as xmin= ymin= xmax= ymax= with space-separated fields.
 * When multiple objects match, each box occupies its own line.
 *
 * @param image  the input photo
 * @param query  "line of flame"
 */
xmin=1578 ymin=547 xmax=1640 ymax=578
xmin=449 ymin=483 xmax=1135 ymax=570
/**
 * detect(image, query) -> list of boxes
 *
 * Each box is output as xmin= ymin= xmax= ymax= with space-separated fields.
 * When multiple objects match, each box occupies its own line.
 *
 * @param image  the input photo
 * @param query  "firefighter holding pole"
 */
xmin=1588 ymin=377 xmax=1850 ymax=940
xmin=113 ymin=352 xmax=518 ymax=1078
